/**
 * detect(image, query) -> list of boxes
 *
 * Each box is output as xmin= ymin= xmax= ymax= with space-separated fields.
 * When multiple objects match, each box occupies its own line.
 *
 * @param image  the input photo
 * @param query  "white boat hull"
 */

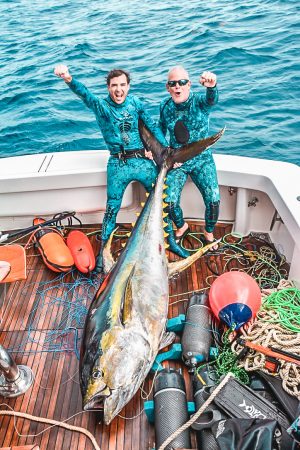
xmin=0 ymin=150 xmax=299 ymax=284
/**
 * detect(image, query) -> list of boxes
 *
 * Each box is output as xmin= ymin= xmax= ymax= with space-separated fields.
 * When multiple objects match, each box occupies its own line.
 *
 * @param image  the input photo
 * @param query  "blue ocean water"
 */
xmin=0 ymin=0 xmax=299 ymax=164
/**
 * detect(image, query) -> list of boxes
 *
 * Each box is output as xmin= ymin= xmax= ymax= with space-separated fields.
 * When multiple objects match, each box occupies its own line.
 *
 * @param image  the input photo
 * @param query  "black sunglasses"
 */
xmin=167 ymin=79 xmax=189 ymax=87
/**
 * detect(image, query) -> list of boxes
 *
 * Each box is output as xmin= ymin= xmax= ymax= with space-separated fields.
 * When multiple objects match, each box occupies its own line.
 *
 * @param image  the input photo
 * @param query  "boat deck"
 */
xmin=0 ymin=222 xmax=289 ymax=450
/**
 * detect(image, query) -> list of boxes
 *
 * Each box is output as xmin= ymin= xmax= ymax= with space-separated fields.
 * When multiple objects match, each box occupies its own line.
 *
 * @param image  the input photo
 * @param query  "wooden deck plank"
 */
xmin=50 ymin=353 xmax=79 ymax=450
xmin=0 ymin=222 xmax=267 ymax=450
xmin=0 ymin=329 xmax=34 ymax=448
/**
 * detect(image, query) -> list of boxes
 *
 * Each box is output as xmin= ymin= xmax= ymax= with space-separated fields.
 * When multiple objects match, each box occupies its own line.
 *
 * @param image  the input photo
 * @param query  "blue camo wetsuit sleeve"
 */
xmin=158 ymin=100 xmax=169 ymax=137
xmin=198 ymin=86 xmax=219 ymax=111
xmin=67 ymin=78 xmax=104 ymax=115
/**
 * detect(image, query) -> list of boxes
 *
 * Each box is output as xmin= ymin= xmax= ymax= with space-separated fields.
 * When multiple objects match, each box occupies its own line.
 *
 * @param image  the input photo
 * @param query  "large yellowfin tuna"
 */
xmin=80 ymin=122 xmax=225 ymax=424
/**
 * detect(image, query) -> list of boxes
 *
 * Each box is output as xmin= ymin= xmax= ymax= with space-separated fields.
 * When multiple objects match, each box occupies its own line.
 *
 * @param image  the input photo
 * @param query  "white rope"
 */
xmin=0 ymin=410 xmax=101 ymax=450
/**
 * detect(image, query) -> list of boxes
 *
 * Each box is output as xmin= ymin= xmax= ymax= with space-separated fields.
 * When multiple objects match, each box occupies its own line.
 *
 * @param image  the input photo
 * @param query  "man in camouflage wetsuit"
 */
xmin=159 ymin=66 xmax=220 ymax=257
xmin=54 ymin=64 xmax=167 ymax=271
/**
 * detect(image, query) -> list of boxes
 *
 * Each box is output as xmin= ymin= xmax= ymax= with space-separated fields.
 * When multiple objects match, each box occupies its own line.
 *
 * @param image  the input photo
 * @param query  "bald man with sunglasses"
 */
xmin=159 ymin=66 xmax=220 ymax=257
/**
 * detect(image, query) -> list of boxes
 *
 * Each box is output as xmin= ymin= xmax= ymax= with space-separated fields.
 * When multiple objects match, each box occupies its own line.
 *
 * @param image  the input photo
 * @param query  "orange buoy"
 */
xmin=33 ymin=218 xmax=74 ymax=272
xmin=66 ymin=230 xmax=95 ymax=273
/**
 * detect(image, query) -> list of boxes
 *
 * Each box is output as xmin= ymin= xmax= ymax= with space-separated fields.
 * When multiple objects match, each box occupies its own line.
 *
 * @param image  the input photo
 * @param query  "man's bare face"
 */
xmin=167 ymin=68 xmax=191 ymax=104
xmin=108 ymin=74 xmax=130 ymax=104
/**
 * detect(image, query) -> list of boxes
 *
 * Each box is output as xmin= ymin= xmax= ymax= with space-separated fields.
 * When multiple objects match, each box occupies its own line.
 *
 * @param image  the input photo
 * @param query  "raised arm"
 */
xmin=54 ymin=64 xmax=100 ymax=112
xmin=199 ymin=71 xmax=219 ymax=108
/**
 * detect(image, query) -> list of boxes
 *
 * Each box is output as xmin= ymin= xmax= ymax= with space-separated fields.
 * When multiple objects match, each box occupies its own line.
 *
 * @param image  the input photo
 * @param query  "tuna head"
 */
xmin=83 ymin=325 xmax=151 ymax=424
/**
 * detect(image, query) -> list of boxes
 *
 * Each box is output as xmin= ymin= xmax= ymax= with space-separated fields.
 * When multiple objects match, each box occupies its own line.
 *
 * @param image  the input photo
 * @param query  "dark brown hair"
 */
xmin=106 ymin=69 xmax=130 ymax=86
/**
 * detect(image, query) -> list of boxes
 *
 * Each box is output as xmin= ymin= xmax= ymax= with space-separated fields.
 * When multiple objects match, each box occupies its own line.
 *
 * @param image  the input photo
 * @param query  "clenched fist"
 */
xmin=199 ymin=71 xmax=217 ymax=88
xmin=54 ymin=64 xmax=72 ymax=83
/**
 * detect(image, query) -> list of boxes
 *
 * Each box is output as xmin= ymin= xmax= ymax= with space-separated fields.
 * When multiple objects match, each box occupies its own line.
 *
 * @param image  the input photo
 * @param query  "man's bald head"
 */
xmin=167 ymin=66 xmax=190 ymax=81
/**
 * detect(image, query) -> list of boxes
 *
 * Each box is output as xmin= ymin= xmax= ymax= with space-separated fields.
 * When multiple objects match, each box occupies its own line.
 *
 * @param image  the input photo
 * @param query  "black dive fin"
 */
xmin=138 ymin=118 xmax=167 ymax=167
xmin=257 ymin=370 xmax=300 ymax=421
xmin=166 ymin=127 xmax=225 ymax=169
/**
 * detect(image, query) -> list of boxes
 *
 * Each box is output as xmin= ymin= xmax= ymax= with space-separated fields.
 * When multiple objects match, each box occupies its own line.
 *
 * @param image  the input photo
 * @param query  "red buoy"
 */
xmin=209 ymin=271 xmax=261 ymax=329
xmin=67 ymin=230 xmax=95 ymax=273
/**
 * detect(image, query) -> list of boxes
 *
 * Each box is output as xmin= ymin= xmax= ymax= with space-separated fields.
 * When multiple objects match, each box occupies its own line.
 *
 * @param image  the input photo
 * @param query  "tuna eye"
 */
xmin=92 ymin=369 xmax=103 ymax=379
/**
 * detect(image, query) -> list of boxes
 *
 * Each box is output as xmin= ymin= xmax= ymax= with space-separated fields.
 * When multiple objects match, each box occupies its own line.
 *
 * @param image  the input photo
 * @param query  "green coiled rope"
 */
xmin=260 ymin=287 xmax=300 ymax=333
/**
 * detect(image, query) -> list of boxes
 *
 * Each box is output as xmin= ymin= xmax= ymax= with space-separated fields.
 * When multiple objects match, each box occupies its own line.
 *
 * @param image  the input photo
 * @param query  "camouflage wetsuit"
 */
xmin=68 ymin=79 xmax=167 ymax=242
xmin=159 ymin=86 xmax=220 ymax=256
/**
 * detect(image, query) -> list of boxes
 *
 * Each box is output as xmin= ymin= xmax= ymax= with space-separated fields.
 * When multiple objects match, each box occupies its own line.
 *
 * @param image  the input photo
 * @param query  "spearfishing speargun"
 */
xmin=0 ymin=211 xmax=79 ymax=243
xmin=237 ymin=338 xmax=300 ymax=372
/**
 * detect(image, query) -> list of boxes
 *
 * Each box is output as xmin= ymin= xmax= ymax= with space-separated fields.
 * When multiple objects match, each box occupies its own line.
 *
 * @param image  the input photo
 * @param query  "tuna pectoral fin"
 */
xmin=122 ymin=276 xmax=133 ymax=324
xmin=167 ymin=127 xmax=225 ymax=169
xmin=138 ymin=118 xmax=167 ymax=167
xmin=168 ymin=239 xmax=221 ymax=277
xmin=159 ymin=331 xmax=176 ymax=351
xmin=103 ymin=229 xmax=117 ymax=274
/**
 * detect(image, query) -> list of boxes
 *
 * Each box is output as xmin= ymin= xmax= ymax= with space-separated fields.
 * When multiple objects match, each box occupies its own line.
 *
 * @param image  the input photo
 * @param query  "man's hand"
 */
xmin=173 ymin=162 xmax=183 ymax=169
xmin=54 ymin=64 xmax=72 ymax=83
xmin=145 ymin=150 xmax=153 ymax=160
xmin=200 ymin=71 xmax=217 ymax=88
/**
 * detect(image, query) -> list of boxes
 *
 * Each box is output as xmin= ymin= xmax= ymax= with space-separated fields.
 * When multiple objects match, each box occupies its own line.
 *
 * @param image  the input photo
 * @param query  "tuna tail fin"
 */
xmin=138 ymin=118 xmax=168 ymax=167
xmin=166 ymin=127 xmax=226 ymax=169
xmin=139 ymin=118 xmax=225 ymax=170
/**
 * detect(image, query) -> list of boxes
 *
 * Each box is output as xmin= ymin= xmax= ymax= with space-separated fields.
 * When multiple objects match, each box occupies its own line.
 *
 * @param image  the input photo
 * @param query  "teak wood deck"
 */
xmin=0 ymin=221 xmax=285 ymax=450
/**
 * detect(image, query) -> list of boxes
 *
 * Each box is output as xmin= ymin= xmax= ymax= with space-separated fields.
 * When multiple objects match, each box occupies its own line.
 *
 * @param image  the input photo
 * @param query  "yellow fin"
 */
xmin=126 ymin=232 xmax=131 ymax=237
xmin=162 ymin=193 xmax=168 ymax=199
xmin=162 ymin=212 xmax=168 ymax=218
xmin=136 ymin=212 xmax=140 ymax=217
xmin=121 ymin=242 xmax=126 ymax=248
xmin=163 ymin=202 xmax=168 ymax=208
xmin=164 ymin=232 xmax=169 ymax=238
xmin=163 ymin=221 xmax=168 ymax=228
xmin=168 ymin=239 xmax=222 ymax=277
xmin=141 ymin=202 xmax=145 ymax=207
xmin=131 ymin=223 xmax=135 ymax=227
xmin=165 ymin=243 xmax=169 ymax=249
xmin=146 ymin=192 xmax=150 ymax=198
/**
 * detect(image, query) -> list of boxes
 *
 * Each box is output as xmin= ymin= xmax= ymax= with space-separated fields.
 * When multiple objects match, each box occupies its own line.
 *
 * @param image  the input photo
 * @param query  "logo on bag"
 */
xmin=239 ymin=399 xmax=266 ymax=419
xmin=215 ymin=420 xmax=226 ymax=438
